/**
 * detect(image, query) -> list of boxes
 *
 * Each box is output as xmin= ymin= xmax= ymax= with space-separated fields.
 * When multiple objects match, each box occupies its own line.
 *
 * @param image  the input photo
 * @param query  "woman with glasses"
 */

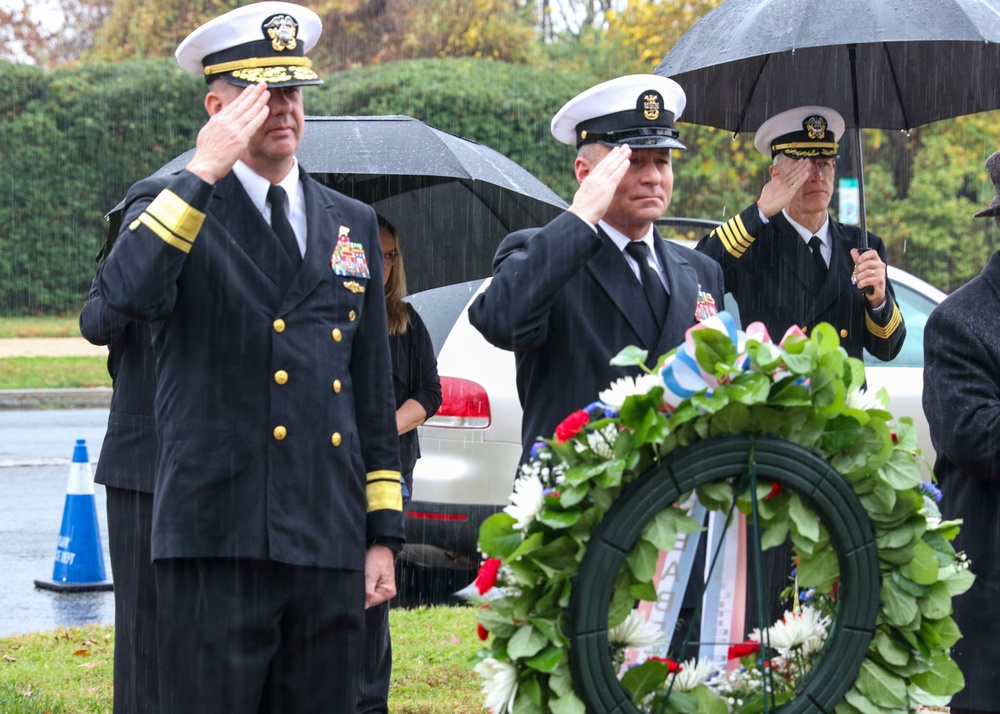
xmin=357 ymin=216 xmax=442 ymax=714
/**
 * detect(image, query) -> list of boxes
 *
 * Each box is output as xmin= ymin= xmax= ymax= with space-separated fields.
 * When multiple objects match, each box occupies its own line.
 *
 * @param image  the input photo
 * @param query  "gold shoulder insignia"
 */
xmin=343 ymin=280 xmax=365 ymax=294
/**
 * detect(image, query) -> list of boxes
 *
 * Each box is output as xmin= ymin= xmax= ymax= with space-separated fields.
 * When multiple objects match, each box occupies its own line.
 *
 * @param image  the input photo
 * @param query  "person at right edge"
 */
xmin=922 ymin=150 xmax=1000 ymax=714
xmin=357 ymin=216 xmax=441 ymax=713
xmin=696 ymin=105 xmax=906 ymax=633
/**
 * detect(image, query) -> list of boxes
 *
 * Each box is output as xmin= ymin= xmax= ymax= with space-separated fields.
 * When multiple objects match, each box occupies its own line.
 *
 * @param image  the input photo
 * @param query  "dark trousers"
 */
xmin=744 ymin=538 xmax=794 ymax=635
xmin=357 ymin=601 xmax=392 ymax=713
xmin=155 ymin=558 xmax=365 ymax=714
xmin=106 ymin=486 xmax=158 ymax=714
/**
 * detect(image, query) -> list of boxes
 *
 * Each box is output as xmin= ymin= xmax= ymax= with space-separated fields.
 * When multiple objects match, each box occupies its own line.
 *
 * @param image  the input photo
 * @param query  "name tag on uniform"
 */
xmin=695 ymin=287 xmax=718 ymax=322
xmin=330 ymin=226 xmax=370 ymax=278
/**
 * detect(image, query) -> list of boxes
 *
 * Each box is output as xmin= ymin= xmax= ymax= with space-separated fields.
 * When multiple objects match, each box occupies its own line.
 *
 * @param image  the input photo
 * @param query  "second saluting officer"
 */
xmin=98 ymin=3 xmax=404 ymax=713
xmin=469 ymin=74 xmax=726 ymax=464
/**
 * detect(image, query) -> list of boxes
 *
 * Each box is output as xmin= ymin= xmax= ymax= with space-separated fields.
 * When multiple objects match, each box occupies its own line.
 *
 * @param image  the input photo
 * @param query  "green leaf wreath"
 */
xmin=472 ymin=312 xmax=973 ymax=714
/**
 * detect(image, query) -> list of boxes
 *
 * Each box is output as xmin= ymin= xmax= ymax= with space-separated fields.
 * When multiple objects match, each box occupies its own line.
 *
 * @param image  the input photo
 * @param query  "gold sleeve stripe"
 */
xmin=866 ymin=303 xmax=903 ymax=339
xmin=715 ymin=214 xmax=755 ymax=258
xmin=144 ymin=190 xmax=205 ymax=244
xmin=137 ymin=214 xmax=195 ymax=254
xmin=367 ymin=470 xmax=401 ymax=483
xmin=366 ymin=479 xmax=403 ymax=513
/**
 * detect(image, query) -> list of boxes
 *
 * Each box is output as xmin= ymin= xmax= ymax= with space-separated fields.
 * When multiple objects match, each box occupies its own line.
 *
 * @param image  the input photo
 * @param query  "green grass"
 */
xmin=0 ymin=358 xmax=110 ymax=389
xmin=0 ymin=317 xmax=81 ymax=339
xmin=0 ymin=606 xmax=484 ymax=714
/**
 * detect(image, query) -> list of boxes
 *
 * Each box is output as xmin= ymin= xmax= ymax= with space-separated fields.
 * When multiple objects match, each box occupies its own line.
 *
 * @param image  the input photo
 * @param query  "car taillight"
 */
xmin=425 ymin=376 xmax=491 ymax=428
xmin=406 ymin=510 xmax=469 ymax=521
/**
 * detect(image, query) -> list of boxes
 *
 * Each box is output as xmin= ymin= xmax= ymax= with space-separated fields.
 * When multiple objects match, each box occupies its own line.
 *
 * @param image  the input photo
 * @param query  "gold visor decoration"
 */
xmin=203 ymin=55 xmax=314 ymax=77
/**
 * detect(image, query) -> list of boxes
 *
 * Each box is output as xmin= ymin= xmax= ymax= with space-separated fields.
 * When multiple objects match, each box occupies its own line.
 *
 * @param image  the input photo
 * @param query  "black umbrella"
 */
xmin=656 ymin=0 xmax=1000 ymax=250
xmin=106 ymin=115 xmax=567 ymax=292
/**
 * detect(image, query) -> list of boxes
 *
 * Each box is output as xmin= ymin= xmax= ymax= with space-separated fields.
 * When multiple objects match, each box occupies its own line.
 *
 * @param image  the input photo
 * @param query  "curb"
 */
xmin=0 ymin=388 xmax=112 ymax=410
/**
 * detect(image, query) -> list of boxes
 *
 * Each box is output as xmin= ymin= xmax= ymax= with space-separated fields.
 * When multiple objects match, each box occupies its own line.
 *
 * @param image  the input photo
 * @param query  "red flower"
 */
xmin=647 ymin=656 xmax=681 ymax=673
xmin=727 ymin=641 xmax=762 ymax=660
xmin=765 ymin=482 xmax=782 ymax=500
xmin=474 ymin=558 xmax=502 ymax=595
xmin=890 ymin=430 xmax=899 ymax=444
xmin=555 ymin=410 xmax=590 ymax=443
xmin=477 ymin=604 xmax=490 ymax=640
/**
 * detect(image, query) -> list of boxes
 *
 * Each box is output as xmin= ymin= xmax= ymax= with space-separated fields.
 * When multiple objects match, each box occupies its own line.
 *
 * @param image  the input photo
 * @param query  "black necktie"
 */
xmin=625 ymin=241 xmax=669 ymax=325
xmin=808 ymin=236 xmax=827 ymax=281
xmin=267 ymin=184 xmax=301 ymax=267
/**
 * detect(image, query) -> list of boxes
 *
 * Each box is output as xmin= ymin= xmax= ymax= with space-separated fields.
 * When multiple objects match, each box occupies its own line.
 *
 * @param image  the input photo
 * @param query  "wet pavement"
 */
xmin=0 ymin=408 xmax=112 ymax=637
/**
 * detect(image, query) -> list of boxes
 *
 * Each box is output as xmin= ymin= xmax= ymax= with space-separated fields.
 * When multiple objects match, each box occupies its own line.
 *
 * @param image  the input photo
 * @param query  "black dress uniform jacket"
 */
xmin=923 ymin=250 xmax=1000 ymax=711
xmin=469 ymin=211 xmax=725 ymax=463
xmin=696 ymin=205 xmax=905 ymax=361
xmin=99 ymin=167 xmax=404 ymax=571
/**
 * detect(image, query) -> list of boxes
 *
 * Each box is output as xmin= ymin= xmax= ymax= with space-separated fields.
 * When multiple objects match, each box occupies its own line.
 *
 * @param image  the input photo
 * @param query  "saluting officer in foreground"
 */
xmin=697 ymin=106 xmax=905 ymax=362
xmin=98 ymin=4 xmax=403 ymax=712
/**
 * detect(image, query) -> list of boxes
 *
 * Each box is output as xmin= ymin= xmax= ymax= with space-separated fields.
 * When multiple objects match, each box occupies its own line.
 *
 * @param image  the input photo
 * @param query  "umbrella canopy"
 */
xmin=656 ymin=0 xmax=1000 ymax=133
xmin=107 ymin=115 xmax=567 ymax=292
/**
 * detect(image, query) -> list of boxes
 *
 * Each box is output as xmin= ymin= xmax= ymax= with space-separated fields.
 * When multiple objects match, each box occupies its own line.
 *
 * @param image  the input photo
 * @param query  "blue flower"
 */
xmin=583 ymin=400 xmax=618 ymax=420
xmin=919 ymin=481 xmax=943 ymax=503
xmin=529 ymin=441 xmax=549 ymax=460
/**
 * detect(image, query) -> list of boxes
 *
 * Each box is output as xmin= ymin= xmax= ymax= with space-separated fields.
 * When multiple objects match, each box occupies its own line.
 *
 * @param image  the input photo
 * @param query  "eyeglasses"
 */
xmin=383 ymin=251 xmax=398 ymax=265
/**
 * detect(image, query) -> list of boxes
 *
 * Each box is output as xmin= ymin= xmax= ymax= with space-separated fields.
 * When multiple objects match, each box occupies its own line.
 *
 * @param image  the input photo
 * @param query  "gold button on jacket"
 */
xmin=274 ymin=370 xmax=288 ymax=385
xmin=840 ymin=328 xmax=849 ymax=338
xmin=273 ymin=318 xmax=286 ymax=333
xmin=332 ymin=379 xmax=342 ymax=394
xmin=332 ymin=328 xmax=343 ymax=342
xmin=273 ymin=425 xmax=287 ymax=440
xmin=331 ymin=432 xmax=342 ymax=447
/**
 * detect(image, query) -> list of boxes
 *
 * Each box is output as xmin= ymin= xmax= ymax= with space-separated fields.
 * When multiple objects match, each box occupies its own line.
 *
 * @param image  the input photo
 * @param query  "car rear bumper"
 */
xmin=401 ymin=500 xmax=504 ymax=571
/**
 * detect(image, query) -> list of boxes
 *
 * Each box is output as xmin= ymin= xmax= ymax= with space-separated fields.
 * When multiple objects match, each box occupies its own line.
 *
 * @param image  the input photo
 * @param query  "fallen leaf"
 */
xmin=72 ymin=649 xmax=90 ymax=657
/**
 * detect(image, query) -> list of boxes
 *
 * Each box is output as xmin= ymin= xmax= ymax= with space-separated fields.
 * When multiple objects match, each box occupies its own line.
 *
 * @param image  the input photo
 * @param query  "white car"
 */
xmin=399 ymin=224 xmax=946 ymax=603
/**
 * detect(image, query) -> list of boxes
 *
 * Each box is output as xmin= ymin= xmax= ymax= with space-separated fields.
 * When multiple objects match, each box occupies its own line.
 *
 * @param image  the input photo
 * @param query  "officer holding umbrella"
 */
xmin=696 ymin=105 xmax=906 ymax=363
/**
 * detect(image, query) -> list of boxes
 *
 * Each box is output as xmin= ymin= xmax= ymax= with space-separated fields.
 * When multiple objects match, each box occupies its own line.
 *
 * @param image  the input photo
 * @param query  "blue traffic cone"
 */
xmin=34 ymin=439 xmax=113 ymax=592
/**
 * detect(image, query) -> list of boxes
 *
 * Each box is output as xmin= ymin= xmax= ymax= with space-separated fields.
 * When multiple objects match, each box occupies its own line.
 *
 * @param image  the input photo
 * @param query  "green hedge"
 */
xmin=1 ymin=55 xmax=996 ymax=315
xmin=0 ymin=57 xmax=595 ymax=316
xmin=0 ymin=59 xmax=204 ymax=315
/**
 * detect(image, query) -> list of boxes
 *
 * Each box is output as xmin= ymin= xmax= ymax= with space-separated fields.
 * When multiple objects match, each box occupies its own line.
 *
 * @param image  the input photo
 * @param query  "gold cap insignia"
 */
xmin=643 ymin=93 xmax=661 ymax=122
xmin=343 ymin=280 xmax=365 ymax=294
xmin=804 ymin=115 xmax=828 ymax=140
xmin=263 ymin=14 xmax=298 ymax=52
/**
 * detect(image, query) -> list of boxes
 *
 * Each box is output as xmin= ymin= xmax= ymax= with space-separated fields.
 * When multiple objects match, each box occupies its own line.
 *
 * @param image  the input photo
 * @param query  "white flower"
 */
xmin=586 ymin=424 xmax=619 ymax=459
xmin=607 ymin=611 xmax=664 ymax=649
xmin=474 ymin=657 xmax=518 ymax=714
xmin=845 ymin=387 xmax=888 ymax=412
xmin=668 ymin=657 xmax=719 ymax=692
xmin=504 ymin=471 xmax=545 ymax=530
xmin=756 ymin=607 xmax=829 ymax=652
xmin=599 ymin=373 xmax=664 ymax=409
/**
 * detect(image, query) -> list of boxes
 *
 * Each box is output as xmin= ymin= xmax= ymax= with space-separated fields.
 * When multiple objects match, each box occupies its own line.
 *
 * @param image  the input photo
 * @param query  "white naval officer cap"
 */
xmin=550 ymin=74 xmax=687 ymax=150
xmin=753 ymin=106 xmax=845 ymax=159
xmin=175 ymin=1 xmax=323 ymax=88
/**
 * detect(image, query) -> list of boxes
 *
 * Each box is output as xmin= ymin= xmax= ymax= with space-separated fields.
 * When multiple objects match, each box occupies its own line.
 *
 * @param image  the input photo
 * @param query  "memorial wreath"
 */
xmin=472 ymin=313 xmax=973 ymax=714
